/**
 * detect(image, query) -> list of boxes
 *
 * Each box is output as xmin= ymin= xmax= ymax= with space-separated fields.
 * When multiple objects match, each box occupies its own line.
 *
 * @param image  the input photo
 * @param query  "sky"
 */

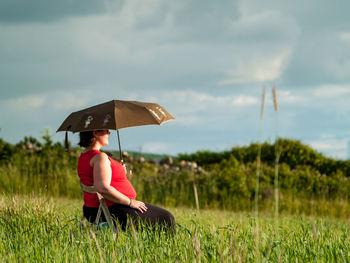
xmin=1 ymin=0 xmax=350 ymax=159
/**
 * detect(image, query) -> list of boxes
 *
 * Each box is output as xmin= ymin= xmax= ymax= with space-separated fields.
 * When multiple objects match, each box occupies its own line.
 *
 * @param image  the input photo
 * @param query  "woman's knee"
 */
xmin=141 ymin=203 xmax=175 ymax=228
xmin=161 ymin=210 xmax=175 ymax=227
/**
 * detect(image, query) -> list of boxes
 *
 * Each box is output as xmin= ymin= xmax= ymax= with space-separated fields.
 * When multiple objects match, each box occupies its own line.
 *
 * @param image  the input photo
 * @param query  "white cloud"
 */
xmin=3 ymin=90 xmax=93 ymax=112
xmin=0 ymin=0 xmax=301 ymax=101
xmin=278 ymin=90 xmax=306 ymax=103
xmin=115 ymin=89 xmax=259 ymax=128
xmin=52 ymin=92 xmax=91 ymax=110
xmin=157 ymin=90 xmax=258 ymax=113
xmin=232 ymin=95 xmax=258 ymax=105
xmin=308 ymin=138 xmax=348 ymax=159
xmin=142 ymin=141 xmax=172 ymax=154
xmin=173 ymin=115 xmax=202 ymax=126
xmin=313 ymin=85 xmax=350 ymax=98
xmin=2 ymin=0 xmax=350 ymax=157
xmin=5 ymin=94 xmax=46 ymax=110
xmin=217 ymin=9 xmax=298 ymax=85
xmin=219 ymin=51 xmax=291 ymax=85
xmin=117 ymin=0 xmax=165 ymax=28
xmin=340 ymin=32 xmax=350 ymax=41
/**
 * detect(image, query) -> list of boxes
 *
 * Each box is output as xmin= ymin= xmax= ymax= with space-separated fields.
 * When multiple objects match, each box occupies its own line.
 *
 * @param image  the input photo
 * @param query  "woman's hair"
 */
xmin=78 ymin=131 xmax=94 ymax=147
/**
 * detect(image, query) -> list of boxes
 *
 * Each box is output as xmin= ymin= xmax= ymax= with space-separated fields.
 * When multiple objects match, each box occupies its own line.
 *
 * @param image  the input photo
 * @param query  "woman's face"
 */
xmin=94 ymin=130 xmax=111 ymax=146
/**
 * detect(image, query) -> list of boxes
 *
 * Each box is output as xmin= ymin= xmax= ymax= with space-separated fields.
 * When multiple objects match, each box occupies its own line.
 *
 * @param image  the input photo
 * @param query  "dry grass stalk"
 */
xmin=193 ymin=231 xmax=201 ymax=260
xmin=272 ymin=84 xmax=281 ymax=226
xmin=240 ymin=243 xmax=246 ymax=263
xmin=277 ymin=249 xmax=285 ymax=263
xmin=274 ymin=150 xmax=281 ymax=223
xmin=255 ymin=86 xmax=266 ymax=217
xmin=193 ymin=181 xmax=200 ymax=210
xmin=253 ymin=224 xmax=261 ymax=262
xmin=81 ymin=217 xmax=87 ymax=229
xmin=229 ymin=227 xmax=235 ymax=257
xmin=311 ymin=220 xmax=318 ymax=242
xmin=265 ymin=235 xmax=274 ymax=261
xmin=130 ymin=220 xmax=138 ymax=244
xmin=272 ymin=85 xmax=279 ymax=112
xmin=89 ymin=228 xmax=104 ymax=263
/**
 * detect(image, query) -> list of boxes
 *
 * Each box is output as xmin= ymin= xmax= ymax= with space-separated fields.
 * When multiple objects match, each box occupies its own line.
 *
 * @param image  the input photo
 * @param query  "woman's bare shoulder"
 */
xmin=90 ymin=152 xmax=110 ymax=166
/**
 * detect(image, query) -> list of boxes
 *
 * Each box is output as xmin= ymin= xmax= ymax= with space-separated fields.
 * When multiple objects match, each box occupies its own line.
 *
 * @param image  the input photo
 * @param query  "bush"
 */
xmin=1 ymin=135 xmax=350 ymax=214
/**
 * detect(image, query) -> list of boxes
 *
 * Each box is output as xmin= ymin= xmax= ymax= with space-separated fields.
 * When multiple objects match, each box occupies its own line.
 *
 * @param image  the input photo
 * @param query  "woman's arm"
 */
xmin=91 ymin=153 xmax=147 ymax=213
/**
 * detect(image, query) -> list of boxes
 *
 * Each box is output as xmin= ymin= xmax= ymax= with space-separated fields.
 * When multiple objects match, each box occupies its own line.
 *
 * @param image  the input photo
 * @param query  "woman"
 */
xmin=77 ymin=129 xmax=175 ymax=230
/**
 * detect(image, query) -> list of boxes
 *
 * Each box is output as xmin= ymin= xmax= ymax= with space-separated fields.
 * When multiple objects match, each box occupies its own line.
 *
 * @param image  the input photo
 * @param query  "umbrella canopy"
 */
xmin=57 ymin=100 xmax=175 ymax=133
xmin=57 ymin=99 xmax=174 ymax=162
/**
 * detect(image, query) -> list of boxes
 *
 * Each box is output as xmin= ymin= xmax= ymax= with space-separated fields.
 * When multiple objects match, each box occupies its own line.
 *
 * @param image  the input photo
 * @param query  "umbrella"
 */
xmin=57 ymin=100 xmax=175 ymax=161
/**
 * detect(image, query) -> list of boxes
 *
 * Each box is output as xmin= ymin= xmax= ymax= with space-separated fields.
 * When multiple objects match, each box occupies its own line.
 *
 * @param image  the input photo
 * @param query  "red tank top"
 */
xmin=77 ymin=150 xmax=137 ymax=207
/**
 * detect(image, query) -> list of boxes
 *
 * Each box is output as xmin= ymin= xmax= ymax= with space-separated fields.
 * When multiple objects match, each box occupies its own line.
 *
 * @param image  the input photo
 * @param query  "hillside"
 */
xmin=179 ymin=138 xmax=350 ymax=177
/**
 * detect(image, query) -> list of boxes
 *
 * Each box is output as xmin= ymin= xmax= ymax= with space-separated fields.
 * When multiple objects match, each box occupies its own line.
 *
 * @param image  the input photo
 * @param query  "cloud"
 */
xmin=157 ymin=90 xmax=258 ymax=112
xmin=0 ymin=0 xmax=302 ymax=102
xmin=278 ymin=90 xmax=306 ymax=103
xmin=172 ymin=115 xmax=202 ymax=126
xmin=232 ymin=95 xmax=258 ymax=105
xmin=119 ymin=89 xmax=260 ymax=130
xmin=216 ymin=10 xmax=298 ymax=85
xmin=141 ymin=141 xmax=173 ymax=154
xmin=219 ymin=51 xmax=291 ymax=84
xmin=128 ymin=89 xmax=250 ymax=109
xmin=0 ymin=0 xmax=108 ymax=24
xmin=1 ymin=0 xmax=350 ymax=158
xmin=240 ymin=0 xmax=350 ymax=31
xmin=52 ymin=91 xmax=92 ymax=110
xmin=239 ymin=0 xmax=350 ymax=87
xmin=313 ymin=85 xmax=350 ymax=98
xmin=2 ymin=89 xmax=93 ymax=112
xmin=340 ymin=32 xmax=350 ymax=42
xmin=308 ymin=138 xmax=348 ymax=159
xmin=5 ymin=94 xmax=46 ymax=110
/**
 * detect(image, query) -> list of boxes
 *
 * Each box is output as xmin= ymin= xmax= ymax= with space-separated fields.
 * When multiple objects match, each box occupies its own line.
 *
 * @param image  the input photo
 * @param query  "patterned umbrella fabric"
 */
xmin=57 ymin=100 xmax=175 ymax=161
xmin=57 ymin=100 xmax=175 ymax=133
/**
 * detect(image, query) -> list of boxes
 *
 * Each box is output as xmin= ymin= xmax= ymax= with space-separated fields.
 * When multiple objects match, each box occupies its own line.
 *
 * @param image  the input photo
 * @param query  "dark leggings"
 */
xmin=83 ymin=202 xmax=175 ymax=230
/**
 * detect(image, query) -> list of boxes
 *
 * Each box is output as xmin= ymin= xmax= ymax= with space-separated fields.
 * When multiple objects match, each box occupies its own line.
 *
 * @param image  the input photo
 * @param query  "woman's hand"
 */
xmin=130 ymin=200 xmax=148 ymax=213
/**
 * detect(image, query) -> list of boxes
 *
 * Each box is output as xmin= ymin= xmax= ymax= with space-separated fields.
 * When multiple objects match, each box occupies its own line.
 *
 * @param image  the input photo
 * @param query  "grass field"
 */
xmin=1 ymin=195 xmax=349 ymax=262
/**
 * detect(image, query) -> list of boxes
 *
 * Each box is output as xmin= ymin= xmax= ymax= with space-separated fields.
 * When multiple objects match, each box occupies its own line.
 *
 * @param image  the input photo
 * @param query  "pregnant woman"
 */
xmin=77 ymin=129 xmax=175 ymax=230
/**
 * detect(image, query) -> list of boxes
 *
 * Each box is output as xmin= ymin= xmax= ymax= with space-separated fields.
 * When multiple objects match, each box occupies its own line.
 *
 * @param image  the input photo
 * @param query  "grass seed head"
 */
xmin=272 ymin=85 xmax=279 ymax=112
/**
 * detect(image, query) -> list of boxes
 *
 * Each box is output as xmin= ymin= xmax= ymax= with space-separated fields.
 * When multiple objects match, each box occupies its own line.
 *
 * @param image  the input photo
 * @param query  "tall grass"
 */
xmin=1 ymin=151 xmax=350 ymax=218
xmin=253 ymin=86 xmax=266 ymax=261
xmin=254 ymin=86 xmax=266 ymax=217
xmin=1 ymin=195 xmax=349 ymax=262
xmin=1 ymin=136 xmax=350 ymax=218
xmin=0 ymin=149 xmax=81 ymax=199
xmin=272 ymin=86 xmax=281 ymax=223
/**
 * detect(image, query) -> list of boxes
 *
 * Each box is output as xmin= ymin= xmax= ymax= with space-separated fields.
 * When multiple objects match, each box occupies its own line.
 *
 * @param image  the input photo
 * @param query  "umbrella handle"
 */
xmin=117 ymin=130 xmax=124 ymax=163
xmin=122 ymin=163 xmax=132 ymax=178
xmin=65 ymin=131 xmax=69 ymax=151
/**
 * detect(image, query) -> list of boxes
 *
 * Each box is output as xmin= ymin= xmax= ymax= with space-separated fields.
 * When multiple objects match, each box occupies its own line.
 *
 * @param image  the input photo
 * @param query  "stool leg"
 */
xmin=100 ymin=198 xmax=116 ymax=231
xmin=95 ymin=205 xmax=102 ymax=225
